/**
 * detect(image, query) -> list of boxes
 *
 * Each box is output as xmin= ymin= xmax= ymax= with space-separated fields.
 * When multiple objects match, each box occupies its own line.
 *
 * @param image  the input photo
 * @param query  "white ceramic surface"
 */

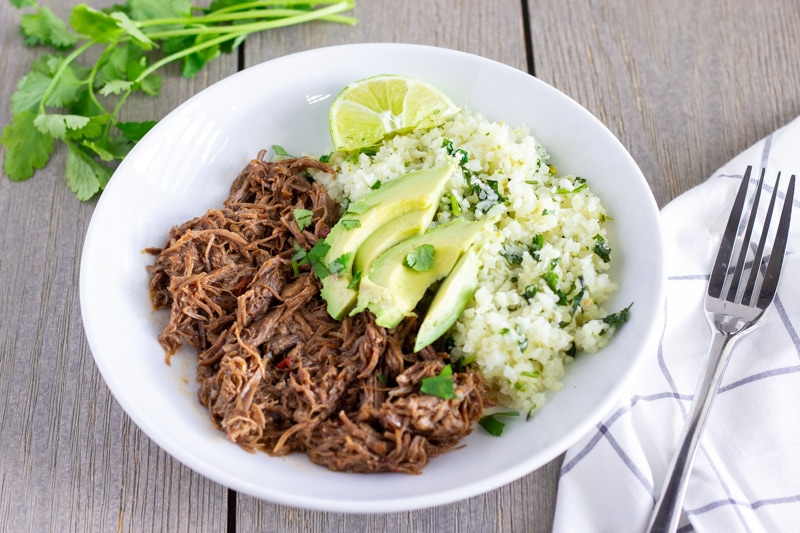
xmin=80 ymin=43 xmax=665 ymax=513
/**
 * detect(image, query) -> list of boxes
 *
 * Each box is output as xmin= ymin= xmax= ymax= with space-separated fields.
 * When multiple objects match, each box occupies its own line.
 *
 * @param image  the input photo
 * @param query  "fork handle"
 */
xmin=646 ymin=330 xmax=735 ymax=533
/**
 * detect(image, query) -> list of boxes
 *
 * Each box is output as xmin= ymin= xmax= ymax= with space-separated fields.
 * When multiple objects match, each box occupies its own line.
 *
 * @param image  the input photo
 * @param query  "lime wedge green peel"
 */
xmin=329 ymin=75 xmax=459 ymax=152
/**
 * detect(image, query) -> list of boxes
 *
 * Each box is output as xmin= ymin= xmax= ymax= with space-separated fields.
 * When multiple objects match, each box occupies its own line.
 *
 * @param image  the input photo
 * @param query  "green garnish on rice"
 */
xmin=313 ymin=98 xmax=625 ymax=415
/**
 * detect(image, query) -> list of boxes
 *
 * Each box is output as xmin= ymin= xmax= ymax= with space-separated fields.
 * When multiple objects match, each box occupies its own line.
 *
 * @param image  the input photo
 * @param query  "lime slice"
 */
xmin=329 ymin=75 xmax=459 ymax=152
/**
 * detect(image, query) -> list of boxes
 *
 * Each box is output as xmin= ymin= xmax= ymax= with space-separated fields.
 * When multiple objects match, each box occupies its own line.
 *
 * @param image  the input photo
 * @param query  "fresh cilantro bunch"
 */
xmin=2 ymin=0 xmax=356 ymax=200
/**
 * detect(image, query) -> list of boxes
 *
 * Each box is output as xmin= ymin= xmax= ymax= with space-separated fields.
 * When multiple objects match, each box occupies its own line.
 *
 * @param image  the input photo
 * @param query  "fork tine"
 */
xmin=756 ymin=174 xmax=796 ymax=309
xmin=708 ymin=166 xmax=753 ymax=299
xmin=741 ymin=172 xmax=780 ymax=305
xmin=726 ymin=168 xmax=765 ymax=302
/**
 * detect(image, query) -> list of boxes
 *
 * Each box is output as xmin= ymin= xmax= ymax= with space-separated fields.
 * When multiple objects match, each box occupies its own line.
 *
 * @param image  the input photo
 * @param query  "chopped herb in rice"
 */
xmin=312 ymin=108 xmax=619 ymax=414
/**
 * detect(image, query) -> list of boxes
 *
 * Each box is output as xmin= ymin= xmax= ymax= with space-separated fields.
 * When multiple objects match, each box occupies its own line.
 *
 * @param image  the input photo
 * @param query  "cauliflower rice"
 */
xmin=314 ymin=110 xmax=621 ymax=414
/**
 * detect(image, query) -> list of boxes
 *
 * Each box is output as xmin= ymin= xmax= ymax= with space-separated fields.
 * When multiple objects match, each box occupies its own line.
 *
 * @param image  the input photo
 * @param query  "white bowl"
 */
xmin=80 ymin=43 xmax=664 ymax=513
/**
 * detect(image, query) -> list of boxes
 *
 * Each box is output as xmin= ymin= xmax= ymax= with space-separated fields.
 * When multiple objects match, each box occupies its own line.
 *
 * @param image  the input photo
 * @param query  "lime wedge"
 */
xmin=329 ymin=75 xmax=459 ymax=152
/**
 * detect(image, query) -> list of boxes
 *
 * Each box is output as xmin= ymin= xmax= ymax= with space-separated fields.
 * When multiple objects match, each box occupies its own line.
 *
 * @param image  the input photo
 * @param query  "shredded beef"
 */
xmin=147 ymin=151 xmax=483 ymax=474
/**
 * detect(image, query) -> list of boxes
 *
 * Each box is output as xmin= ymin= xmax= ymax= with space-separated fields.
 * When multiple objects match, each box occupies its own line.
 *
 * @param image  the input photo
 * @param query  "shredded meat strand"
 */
xmin=147 ymin=153 xmax=483 ymax=474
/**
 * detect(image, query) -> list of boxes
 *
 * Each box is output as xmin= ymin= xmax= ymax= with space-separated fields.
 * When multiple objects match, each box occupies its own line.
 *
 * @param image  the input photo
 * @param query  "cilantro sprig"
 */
xmin=478 ymin=411 xmax=519 ymax=437
xmin=403 ymin=244 xmax=435 ymax=272
xmin=292 ymin=238 xmax=332 ymax=279
xmin=420 ymin=364 xmax=457 ymax=400
xmin=442 ymin=137 xmax=506 ymax=213
xmin=593 ymin=234 xmax=611 ymax=262
xmin=602 ymin=303 xmax=632 ymax=328
xmin=3 ymin=0 xmax=357 ymax=200
xmin=293 ymin=208 xmax=313 ymax=231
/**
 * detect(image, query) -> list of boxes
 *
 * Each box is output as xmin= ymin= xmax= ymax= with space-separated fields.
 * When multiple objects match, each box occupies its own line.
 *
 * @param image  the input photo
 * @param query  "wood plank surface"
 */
xmin=530 ymin=0 xmax=800 ymax=207
xmin=243 ymin=0 xmax=528 ymax=70
xmin=2 ymin=0 xmax=800 ymax=532
xmin=0 ymin=1 xmax=236 ymax=531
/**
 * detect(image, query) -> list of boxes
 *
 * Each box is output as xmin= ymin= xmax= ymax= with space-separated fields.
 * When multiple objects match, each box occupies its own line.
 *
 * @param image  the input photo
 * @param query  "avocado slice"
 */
xmin=354 ymin=217 xmax=493 ymax=328
xmin=352 ymin=207 xmax=437 ymax=275
xmin=320 ymin=163 xmax=455 ymax=319
xmin=414 ymin=245 xmax=481 ymax=352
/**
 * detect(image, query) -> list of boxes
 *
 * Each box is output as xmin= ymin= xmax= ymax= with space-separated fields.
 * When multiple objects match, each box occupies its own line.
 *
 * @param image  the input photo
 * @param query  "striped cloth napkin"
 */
xmin=552 ymin=116 xmax=800 ymax=533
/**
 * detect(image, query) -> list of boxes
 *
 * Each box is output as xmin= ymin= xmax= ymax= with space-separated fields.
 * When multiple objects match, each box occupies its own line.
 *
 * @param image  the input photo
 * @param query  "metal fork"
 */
xmin=647 ymin=166 xmax=796 ymax=533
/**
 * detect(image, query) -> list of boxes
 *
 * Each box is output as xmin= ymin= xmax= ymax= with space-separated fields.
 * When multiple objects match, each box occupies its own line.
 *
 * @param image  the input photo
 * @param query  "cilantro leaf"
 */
xmin=478 ymin=411 xmax=520 ymax=437
xmin=420 ymin=364 xmax=457 ymax=400
xmin=11 ymin=0 xmax=37 ymax=8
xmin=298 ymin=239 xmax=331 ymax=279
xmin=65 ymin=114 xmax=108 ymax=141
xmin=542 ymin=270 xmax=568 ymax=306
xmin=272 ymin=145 xmax=293 ymax=158
xmin=292 ymin=241 xmax=307 ymax=259
xmin=65 ymin=144 xmax=112 ymax=200
xmin=20 ymin=7 xmax=77 ymax=50
xmin=522 ymin=285 xmax=538 ymax=301
xmin=127 ymin=0 xmax=193 ymax=22
xmin=161 ymin=34 xmax=193 ymax=56
xmin=570 ymin=276 xmax=586 ymax=317
xmin=69 ymin=5 xmax=120 ymax=43
xmin=341 ymin=219 xmax=361 ymax=230
xmin=345 ymin=200 xmax=370 ymax=215
xmin=118 ymin=51 xmax=163 ymax=95
xmin=10 ymin=71 xmax=51 ymax=113
xmin=309 ymin=260 xmax=331 ymax=279
xmin=181 ymin=34 xmax=222 ymax=77
xmin=556 ymin=176 xmax=588 ymax=194
xmin=347 ymin=269 xmax=362 ymax=290
xmin=33 ymin=113 xmax=90 ymax=139
xmin=137 ymin=72 xmax=163 ymax=96
xmin=593 ymin=234 xmax=611 ymax=262
xmin=110 ymin=12 xmax=156 ymax=50
xmin=65 ymin=89 xmax=105 ymax=119
xmin=2 ymin=110 xmax=54 ymax=181
xmin=530 ymin=234 xmax=544 ymax=260
xmin=403 ymin=244 xmax=435 ymax=272
xmin=293 ymin=208 xmax=314 ymax=231
xmin=602 ymin=303 xmax=632 ymax=328
xmin=116 ymin=121 xmax=156 ymax=143
xmin=328 ymin=252 xmax=352 ymax=276
xmin=82 ymin=135 xmax=133 ymax=161
xmin=41 ymin=56 xmax=87 ymax=108
xmin=500 ymin=245 xmax=524 ymax=265
xmin=95 ymin=44 xmax=138 ymax=86
xmin=99 ymin=80 xmax=134 ymax=96
xmin=542 ymin=271 xmax=559 ymax=293
xmin=291 ymin=242 xmax=307 ymax=276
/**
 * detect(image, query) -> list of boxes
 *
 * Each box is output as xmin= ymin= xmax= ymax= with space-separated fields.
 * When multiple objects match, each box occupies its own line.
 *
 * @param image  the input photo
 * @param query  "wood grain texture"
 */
xmin=235 ymin=2 xmax=560 ymax=533
xmin=243 ymin=0 xmax=528 ymax=70
xmin=529 ymin=0 xmax=800 ymax=207
xmin=0 ymin=1 xmax=237 ymax=531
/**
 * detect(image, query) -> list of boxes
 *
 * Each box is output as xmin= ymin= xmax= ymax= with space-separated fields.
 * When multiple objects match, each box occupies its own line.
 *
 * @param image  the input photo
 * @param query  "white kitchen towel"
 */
xmin=552 ymin=116 xmax=800 ymax=533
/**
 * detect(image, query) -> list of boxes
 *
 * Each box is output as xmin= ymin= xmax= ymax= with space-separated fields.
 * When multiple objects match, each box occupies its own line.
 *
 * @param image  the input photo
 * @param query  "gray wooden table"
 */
xmin=1 ymin=1 xmax=799 ymax=531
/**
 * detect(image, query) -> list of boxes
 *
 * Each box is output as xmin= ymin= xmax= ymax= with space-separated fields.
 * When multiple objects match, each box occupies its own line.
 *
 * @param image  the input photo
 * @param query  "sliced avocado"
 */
xmin=320 ymin=163 xmax=455 ymax=319
xmin=414 ymin=245 xmax=480 ymax=352
xmin=353 ymin=207 xmax=437 ymax=275
xmin=354 ymin=217 xmax=493 ymax=328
